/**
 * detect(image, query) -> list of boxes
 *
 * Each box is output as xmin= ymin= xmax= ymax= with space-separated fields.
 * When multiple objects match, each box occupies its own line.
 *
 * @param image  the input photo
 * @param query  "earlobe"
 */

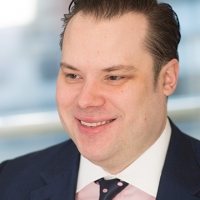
xmin=162 ymin=59 xmax=179 ymax=96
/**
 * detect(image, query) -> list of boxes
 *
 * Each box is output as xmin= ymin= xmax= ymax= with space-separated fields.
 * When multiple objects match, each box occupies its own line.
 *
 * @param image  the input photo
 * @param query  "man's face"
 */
xmin=56 ymin=12 xmax=168 ymax=173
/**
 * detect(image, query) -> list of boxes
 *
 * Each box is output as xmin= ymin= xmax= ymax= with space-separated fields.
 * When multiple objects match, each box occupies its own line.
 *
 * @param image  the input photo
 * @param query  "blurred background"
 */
xmin=0 ymin=0 xmax=200 ymax=162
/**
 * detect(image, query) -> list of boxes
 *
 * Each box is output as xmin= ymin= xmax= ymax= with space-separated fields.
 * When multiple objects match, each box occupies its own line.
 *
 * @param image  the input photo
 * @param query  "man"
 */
xmin=1 ymin=0 xmax=200 ymax=199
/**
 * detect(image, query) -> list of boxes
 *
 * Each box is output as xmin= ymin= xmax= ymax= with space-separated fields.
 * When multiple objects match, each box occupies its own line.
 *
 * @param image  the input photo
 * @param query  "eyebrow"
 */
xmin=102 ymin=65 xmax=136 ymax=72
xmin=60 ymin=62 xmax=136 ymax=72
xmin=60 ymin=62 xmax=80 ymax=71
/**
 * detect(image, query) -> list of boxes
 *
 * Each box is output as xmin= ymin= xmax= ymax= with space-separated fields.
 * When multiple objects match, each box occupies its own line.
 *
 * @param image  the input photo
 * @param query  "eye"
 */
xmin=105 ymin=75 xmax=129 ymax=86
xmin=66 ymin=74 xmax=81 ymax=79
xmin=64 ymin=73 xmax=83 ymax=83
xmin=108 ymin=76 xmax=123 ymax=81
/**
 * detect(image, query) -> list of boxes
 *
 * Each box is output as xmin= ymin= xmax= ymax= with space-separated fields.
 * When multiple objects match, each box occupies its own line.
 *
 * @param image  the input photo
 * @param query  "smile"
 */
xmin=80 ymin=119 xmax=115 ymax=127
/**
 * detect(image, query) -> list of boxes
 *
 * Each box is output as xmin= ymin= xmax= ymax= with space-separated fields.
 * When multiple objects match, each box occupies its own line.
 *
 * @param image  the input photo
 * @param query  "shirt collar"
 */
xmin=76 ymin=119 xmax=171 ymax=197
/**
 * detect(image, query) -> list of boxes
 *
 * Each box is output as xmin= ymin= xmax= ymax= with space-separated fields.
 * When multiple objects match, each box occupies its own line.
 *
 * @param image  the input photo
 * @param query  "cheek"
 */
xmin=56 ymin=80 xmax=77 ymax=108
xmin=56 ymin=87 xmax=68 ymax=109
xmin=56 ymin=84 xmax=77 ymax=133
xmin=119 ymin=85 xmax=152 ymax=121
xmin=115 ymin=87 xmax=142 ymax=110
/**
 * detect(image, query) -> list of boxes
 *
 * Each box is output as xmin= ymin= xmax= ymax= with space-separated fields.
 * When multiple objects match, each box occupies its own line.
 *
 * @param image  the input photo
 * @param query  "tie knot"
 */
xmin=95 ymin=178 xmax=128 ymax=200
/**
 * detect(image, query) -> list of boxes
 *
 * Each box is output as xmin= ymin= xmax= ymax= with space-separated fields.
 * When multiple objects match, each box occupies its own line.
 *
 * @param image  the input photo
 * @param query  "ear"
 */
xmin=162 ymin=59 xmax=179 ymax=96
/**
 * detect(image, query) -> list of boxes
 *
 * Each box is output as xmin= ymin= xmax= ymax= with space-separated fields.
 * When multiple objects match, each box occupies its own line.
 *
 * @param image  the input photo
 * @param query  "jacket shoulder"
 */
xmin=0 ymin=139 xmax=78 ymax=199
xmin=0 ymin=139 xmax=74 ymax=171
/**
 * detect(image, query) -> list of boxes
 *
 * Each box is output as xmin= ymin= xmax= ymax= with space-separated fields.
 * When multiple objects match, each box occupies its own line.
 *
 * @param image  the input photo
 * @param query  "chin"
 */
xmin=79 ymin=145 xmax=109 ymax=163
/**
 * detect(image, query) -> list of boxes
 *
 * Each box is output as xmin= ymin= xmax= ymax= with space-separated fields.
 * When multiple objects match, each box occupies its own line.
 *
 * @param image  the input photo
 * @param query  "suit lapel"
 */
xmin=157 ymin=120 xmax=200 ymax=199
xmin=30 ymin=140 xmax=80 ymax=200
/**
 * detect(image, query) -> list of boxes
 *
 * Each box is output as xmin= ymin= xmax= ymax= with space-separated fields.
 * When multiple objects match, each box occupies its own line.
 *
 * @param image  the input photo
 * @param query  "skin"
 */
xmin=56 ymin=12 xmax=179 ymax=174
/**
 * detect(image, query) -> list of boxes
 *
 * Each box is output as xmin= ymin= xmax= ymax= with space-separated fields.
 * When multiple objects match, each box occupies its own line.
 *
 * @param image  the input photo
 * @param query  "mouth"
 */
xmin=79 ymin=119 xmax=115 ymax=127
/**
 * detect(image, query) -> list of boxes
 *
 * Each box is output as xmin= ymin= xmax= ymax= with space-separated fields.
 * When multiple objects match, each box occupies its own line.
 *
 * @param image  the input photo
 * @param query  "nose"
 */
xmin=76 ymin=81 xmax=106 ymax=110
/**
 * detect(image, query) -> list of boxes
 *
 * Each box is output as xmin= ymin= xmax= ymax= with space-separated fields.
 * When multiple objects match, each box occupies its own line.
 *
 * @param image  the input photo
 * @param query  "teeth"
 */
xmin=81 ymin=120 xmax=112 ymax=127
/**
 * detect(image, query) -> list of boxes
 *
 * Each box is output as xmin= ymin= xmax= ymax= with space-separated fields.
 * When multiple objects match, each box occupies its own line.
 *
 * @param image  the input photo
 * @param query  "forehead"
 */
xmin=62 ymin=12 xmax=151 ymax=69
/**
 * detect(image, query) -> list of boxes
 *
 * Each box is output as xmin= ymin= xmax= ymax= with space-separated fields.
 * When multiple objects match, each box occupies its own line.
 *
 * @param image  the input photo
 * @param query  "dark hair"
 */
xmin=60 ymin=0 xmax=181 ymax=82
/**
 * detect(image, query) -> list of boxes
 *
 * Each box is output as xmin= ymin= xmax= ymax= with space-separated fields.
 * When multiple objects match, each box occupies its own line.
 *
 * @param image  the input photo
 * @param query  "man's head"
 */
xmin=56 ymin=0 xmax=180 ymax=174
xmin=60 ymin=0 xmax=181 ymax=83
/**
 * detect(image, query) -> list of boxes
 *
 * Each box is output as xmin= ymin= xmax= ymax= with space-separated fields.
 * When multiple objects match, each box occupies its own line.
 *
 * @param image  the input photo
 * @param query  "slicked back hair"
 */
xmin=60 ymin=0 xmax=181 ymax=83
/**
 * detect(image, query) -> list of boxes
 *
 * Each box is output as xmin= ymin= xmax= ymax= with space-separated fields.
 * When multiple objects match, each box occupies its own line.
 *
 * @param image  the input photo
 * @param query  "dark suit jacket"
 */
xmin=1 ymin=120 xmax=200 ymax=200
